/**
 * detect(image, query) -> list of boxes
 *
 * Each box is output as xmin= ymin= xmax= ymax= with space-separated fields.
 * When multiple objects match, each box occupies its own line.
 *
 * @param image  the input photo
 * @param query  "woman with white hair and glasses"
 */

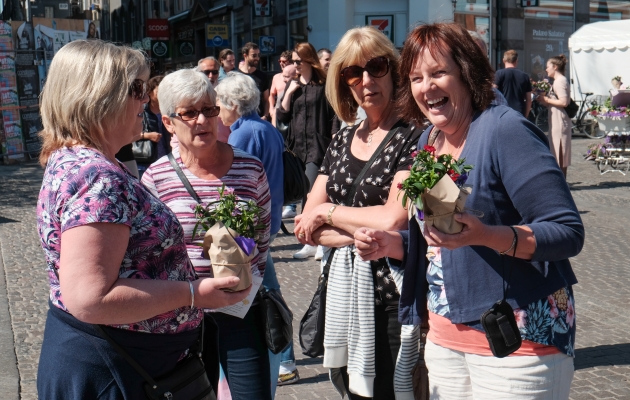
xmin=142 ymin=69 xmax=273 ymax=400
xmin=36 ymin=40 xmax=249 ymax=399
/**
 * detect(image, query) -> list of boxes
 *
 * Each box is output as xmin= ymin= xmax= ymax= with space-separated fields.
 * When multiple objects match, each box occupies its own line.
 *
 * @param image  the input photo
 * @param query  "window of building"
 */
xmin=524 ymin=0 xmax=574 ymax=20
xmin=454 ymin=0 xmax=490 ymax=59
xmin=590 ymin=1 xmax=630 ymax=22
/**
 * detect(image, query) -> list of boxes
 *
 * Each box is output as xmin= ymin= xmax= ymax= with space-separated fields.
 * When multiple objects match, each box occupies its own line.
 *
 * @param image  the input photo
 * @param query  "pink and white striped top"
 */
xmin=142 ymin=147 xmax=270 ymax=279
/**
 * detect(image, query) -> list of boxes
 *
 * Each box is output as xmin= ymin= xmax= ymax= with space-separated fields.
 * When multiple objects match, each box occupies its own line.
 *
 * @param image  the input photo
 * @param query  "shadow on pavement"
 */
xmin=575 ymin=343 xmax=630 ymax=370
xmin=570 ymin=181 xmax=630 ymax=191
xmin=0 ymin=216 xmax=19 ymax=224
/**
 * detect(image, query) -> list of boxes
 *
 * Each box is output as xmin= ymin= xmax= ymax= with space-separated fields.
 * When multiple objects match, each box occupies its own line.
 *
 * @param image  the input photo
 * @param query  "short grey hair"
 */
xmin=196 ymin=56 xmax=218 ymax=71
xmin=158 ymin=69 xmax=217 ymax=116
xmin=215 ymin=72 xmax=260 ymax=117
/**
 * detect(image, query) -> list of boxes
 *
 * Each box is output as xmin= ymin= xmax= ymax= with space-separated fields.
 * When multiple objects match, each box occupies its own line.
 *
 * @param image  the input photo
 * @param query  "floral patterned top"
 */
xmin=37 ymin=146 xmax=203 ymax=334
xmin=427 ymin=244 xmax=576 ymax=357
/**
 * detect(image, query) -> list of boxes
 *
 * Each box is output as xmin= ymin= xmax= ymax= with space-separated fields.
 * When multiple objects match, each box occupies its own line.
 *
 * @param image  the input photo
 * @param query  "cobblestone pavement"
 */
xmin=0 ymin=137 xmax=628 ymax=399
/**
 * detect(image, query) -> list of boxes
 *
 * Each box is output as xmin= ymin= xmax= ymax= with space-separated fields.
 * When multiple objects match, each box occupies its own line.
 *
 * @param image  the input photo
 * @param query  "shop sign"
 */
xmin=152 ymin=40 xmax=170 ymax=58
xmin=131 ymin=41 xmax=142 ymax=50
xmin=179 ymin=41 xmax=194 ymax=57
xmin=254 ymin=0 xmax=271 ymax=17
xmin=521 ymin=0 xmax=539 ymax=6
xmin=206 ymin=24 xmax=229 ymax=47
xmin=366 ymin=15 xmax=394 ymax=42
xmin=176 ymin=24 xmax=194 ymax=41
xmin=142 ymin=37 xmax=152 ymax=50
xmin=524 ymin=19 xmax=572 ymax=81
xmin=259 ymin=36 xmax=275 ymax=53
xmin=146 ymin=19 xmax=170 ymax=39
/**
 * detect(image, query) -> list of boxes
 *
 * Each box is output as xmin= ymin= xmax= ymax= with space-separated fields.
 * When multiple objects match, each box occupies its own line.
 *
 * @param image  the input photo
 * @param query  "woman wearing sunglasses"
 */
xmin=37 ymin=41 xmax=249 ymax=399
xmin=142 ymin=69 xmax=273 ymax=400
xmin=293 ymin=27 xmax=421 ymax=399
xmin=276 ymin=42 xmax=340 ymax=259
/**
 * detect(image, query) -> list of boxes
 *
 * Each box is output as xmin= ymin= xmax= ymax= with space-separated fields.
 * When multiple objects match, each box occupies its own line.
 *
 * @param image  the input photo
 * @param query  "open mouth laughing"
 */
xmin=427 ymin=97 xmax=448 ymax=110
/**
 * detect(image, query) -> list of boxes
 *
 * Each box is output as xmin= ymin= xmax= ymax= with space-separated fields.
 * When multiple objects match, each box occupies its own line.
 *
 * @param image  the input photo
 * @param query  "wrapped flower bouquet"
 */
xmin=398 ymin=145 xmax=474 ymax=234
xmin=193 ymin=185 xmax=264 ymax=292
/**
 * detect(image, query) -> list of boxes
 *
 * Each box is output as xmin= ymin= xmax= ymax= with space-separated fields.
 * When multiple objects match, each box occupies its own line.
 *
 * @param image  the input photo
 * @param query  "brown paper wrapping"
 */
xmin=202 ymin=221 xmax=255 ymax=292
xmin=419 ymin=175 xmax=472 ymax=234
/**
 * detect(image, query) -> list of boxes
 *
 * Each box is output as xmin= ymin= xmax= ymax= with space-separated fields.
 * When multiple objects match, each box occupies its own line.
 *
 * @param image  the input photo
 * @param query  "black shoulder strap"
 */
xmin=168 ymin=153 xmax=202 ymax=204
xmin=343 ymin=126 xmax=400 ymax=206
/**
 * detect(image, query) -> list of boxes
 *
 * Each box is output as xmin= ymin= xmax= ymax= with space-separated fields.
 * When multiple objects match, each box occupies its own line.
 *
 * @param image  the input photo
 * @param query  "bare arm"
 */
xmin=296 ymin=170 xmax=410 ymax=244
xmin=59 ymin=223 xmax=249 ymax=324
xmin=312 ymin=225 xmax=354 ymax=247
xmin=261 ymin=89 xmax=270 ymax=119
xmin=354 ymin=228 xmax=404 ymax=261
xmin=524 ymin=91 xmax=532 ymax=118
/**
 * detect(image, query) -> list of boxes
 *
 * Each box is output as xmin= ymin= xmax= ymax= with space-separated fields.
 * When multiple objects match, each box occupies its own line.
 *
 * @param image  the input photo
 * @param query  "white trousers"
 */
xmin=425 ymin=339 xmax=574 ymax=400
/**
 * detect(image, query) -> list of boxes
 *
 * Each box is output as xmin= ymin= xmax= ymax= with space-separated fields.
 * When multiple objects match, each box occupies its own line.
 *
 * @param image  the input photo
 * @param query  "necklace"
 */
xmin=444 ymin=124 xmax=470 ymax=156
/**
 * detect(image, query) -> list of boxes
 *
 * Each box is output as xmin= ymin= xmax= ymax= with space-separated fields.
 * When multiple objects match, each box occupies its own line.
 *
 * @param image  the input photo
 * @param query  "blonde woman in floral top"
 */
xmin=36 ymin=40 xmax=249 ymax=400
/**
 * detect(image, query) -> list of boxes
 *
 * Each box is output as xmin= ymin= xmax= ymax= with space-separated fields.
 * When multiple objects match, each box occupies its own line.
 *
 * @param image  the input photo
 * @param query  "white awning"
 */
xmin=569 ymin=20 xmax=630 ymax=51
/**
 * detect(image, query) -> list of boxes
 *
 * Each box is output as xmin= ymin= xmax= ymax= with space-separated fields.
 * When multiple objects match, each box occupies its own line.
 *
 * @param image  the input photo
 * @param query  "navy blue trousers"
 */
xmin=37 ymin=303 xmax=203 ymax=400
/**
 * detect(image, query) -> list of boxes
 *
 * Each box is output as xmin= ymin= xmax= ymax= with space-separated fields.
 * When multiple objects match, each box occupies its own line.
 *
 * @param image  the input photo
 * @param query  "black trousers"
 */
xmin=339 ymin=304 xmax=402 ymax=400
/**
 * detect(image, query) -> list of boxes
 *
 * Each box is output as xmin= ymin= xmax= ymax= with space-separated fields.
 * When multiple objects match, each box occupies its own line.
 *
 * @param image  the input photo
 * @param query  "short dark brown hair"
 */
xmin=396 ymin=22 xmax=495 ymax=125
xmin=147 ymin=75 xmax=164 ymax=94
xmin=280 ymin=50 xmax=292 ymax=60
xmin=242 ymin=42 xmax=259 ymax=56
xmin=218 ymin=48 xmax=234 ymax=61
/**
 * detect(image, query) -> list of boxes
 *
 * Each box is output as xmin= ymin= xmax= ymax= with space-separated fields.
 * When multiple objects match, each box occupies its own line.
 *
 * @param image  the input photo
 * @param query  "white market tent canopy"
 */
xmin=569 ymin=19 xmax=630 ymax=101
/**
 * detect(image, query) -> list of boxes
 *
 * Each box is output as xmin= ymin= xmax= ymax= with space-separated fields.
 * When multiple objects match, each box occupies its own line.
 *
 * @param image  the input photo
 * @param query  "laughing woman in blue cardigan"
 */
xmin=354 ymin=23 xmax=584 ymax=399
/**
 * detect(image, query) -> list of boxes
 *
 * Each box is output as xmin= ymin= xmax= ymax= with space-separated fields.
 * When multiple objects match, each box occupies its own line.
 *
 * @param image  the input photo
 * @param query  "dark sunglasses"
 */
xmin=340 ymin=56 xmax=390 ymax=86
xmin=170 ymin=106 xmax=220 ymax=121
xmin=128 ymin=79 xmax=147 ymax=100
xmin=202 ymin=69 xmax=219 ymax=76
xmin=292 ymin=59 xmax=302 ymax=66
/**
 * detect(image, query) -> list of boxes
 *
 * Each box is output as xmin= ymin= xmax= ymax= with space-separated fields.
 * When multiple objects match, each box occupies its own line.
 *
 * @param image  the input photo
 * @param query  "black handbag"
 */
xmin=282 ymin=146 xmax=309 ymax=206
xmin=298 ymin=253 xmax=331 ymax=357
xmin=133 ymin=112 xmax=157 ymax=163
xmin=479 ymin=227 xmax=522 ymax=358
xmin=94 ymin=320 xmax=214 ymax=400
xmin=298 ymin=126 xmax=400 ymax=357
xmin=565 ymin=98 xmax=579 ymax=119
xmin=259 ymin=288 xmax=294 ymax=354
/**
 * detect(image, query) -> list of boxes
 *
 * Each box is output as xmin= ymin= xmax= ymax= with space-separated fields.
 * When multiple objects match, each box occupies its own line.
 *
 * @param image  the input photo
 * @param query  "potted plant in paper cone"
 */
xmin=398 ymin=145 xmax=474 ymax=234
xmin=193 ymin=184 xmax=264 ymax=292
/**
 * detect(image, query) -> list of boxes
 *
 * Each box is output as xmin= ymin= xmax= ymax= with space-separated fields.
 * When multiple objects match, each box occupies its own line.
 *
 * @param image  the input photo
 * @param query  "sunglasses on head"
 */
xmin=128 ymin=79 xmax=147 ymax=100
xmin=292 ymin=59 xmax=302 ymax=66
xmin=340 ymin=56 xmax=390 ymax=87
xmin=170 ymin=106 xmax=221 ymax=121
xmin=202 ymin=69 xmax=219 ymax=76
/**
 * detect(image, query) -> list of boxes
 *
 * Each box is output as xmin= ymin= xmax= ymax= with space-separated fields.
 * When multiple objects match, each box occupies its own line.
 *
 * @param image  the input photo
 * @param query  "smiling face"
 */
xmin=163 ymin=97 xmax=218 ymax=152
xmin=345 ymin=56 xmax=394 ymax=115
xmin=545 ymin=61 xmax=556 ymax=78
xmin=409 ymin=48 xmax=473 ymax=135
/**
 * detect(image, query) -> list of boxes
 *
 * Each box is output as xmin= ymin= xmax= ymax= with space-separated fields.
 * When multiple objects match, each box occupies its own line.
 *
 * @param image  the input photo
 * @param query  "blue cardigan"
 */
xmin=397 ymin=105 xmax=584 ymax=326
xmin=228 ymin=113 xmax=285 ymax=235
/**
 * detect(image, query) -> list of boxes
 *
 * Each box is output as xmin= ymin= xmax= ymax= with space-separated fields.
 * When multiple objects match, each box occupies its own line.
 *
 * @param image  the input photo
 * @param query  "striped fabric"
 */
xmin=141 ymin=147 xmax=271 ymax=280
xmin=323 ymin=246 xmax=418 ymax=399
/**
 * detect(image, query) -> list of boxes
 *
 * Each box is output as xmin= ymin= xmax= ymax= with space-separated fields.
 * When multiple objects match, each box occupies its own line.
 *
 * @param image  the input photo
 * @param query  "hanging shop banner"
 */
xmin=206 ymin=24 xmax=229 ymax=47
xmin=178 ymin=41 xmax=194 ymax=57
xmin=146 ymin=19 xmax=169 ymax=39
xmin=152 ymin=40 xmax=170 ymax=58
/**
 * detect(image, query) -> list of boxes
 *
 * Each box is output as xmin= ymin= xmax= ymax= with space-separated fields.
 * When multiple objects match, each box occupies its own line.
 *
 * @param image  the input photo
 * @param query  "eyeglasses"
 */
xmin=202 ymin=69 xmax=219 ymax=76
xmin=292 ymin=59 xmax=302 ymax=66
xmin=170 ymin=106 xmax=221 ymax=121
xmin=128 ymin=79 xmax=147 ymax=100
xmin=340 ymin=56 xmax=390 ymax=87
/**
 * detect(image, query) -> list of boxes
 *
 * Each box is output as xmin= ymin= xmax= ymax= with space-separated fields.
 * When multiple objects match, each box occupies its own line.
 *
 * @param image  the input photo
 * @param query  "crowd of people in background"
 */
xmin=35 ymin=22 xmax=583 ymax=400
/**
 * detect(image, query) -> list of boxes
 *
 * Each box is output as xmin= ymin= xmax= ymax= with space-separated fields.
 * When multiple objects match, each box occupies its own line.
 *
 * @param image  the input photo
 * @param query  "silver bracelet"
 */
xmin=188 ymin=281 xmax=195 ymax=308
xmin=499 ymin=226 xmax=518 ymax=256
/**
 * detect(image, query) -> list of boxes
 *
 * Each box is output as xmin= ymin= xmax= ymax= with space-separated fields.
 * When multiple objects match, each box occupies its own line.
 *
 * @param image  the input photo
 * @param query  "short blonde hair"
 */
xmin=325 ymin=26 xmax=399 ymax=124
xmin=39 ymin=40 xmax=148 ymax=166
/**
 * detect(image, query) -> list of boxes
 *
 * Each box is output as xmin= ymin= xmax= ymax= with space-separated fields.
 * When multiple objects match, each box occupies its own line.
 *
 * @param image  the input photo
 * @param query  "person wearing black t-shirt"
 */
xmin=494 ymin=50 xmax=532 ymax=117
xmin=237 ymin=42 xmax=270 ymax=120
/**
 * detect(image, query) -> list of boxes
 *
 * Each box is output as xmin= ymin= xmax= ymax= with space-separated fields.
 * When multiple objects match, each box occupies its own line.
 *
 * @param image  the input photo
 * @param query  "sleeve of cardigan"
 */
xmin=493 ymin=112 xmax=584 ymax=262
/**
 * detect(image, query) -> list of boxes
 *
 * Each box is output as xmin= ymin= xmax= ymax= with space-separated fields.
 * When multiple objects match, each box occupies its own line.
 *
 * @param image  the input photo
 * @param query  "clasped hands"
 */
xmin=354 ymin=211 xmax=489 ymax=261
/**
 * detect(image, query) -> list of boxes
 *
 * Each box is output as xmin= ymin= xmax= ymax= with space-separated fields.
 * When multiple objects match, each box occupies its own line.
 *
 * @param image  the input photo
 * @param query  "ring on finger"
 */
xmin=298 ymin=233 xmax=305 ymax=238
